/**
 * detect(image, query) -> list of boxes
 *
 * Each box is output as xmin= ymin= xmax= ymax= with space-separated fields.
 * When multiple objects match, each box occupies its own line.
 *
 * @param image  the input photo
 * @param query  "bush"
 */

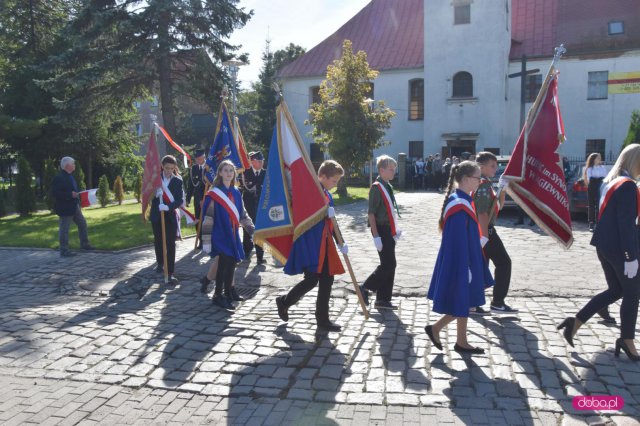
xmin=73 ymin=160 xmax=87 ymax=191
xmin=133 ymin=174 xmax=142 ymax=203
xmin=15 ymin=157 xmax=37 ymax=216
xmin=43 ymin=159 xmax=58 ymax=213
xmin=97 ymin=175 xmax=111 ymax=207
xmin=113 ymin=175 xmax=125 ymax=205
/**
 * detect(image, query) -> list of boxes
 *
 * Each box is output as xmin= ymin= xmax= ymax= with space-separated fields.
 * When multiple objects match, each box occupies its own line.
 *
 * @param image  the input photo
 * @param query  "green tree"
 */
xmin=308 ymin=40 xmax=395 ymax=196
xmin=47 ymin=0 xmax=252 ymax=140
xmin=0 ymin=190 xmax=6 ymax=217
xmin=73 ymin=160 xmax=87 ymax=191
xmin=113 ymin=176 xmax=125 ymax=205
xmin=43 ymin=159 xmax=58 ymax=212
xmin=15 ymin=157 xmax=37 ymax=216
xmin=273 ymin=43 xmax=306 ymax=72
xmin=97 ymin=175 xmax=110 ymax=207
xmin=623 ymin=110 xmax=640 ymax=150
xmin=134 ymin=174 xmax=143 ymax=203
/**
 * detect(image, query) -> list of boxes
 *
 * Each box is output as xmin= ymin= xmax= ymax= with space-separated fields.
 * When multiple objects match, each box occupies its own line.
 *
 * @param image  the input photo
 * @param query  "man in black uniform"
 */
xmin=186 ymin=149 xmax=207 ymax=249
xmin=241 ymin=151 xmax=266 ymax=263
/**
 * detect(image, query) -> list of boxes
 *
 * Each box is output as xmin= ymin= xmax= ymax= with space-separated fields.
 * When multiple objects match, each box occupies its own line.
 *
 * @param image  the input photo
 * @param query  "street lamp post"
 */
xmin=222 ymin=60 xmax=246 ymax=140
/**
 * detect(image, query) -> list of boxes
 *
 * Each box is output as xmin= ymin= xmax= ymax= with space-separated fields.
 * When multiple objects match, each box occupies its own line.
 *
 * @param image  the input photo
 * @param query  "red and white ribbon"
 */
xmin=373 ymin=181 xmax=398 ymax=237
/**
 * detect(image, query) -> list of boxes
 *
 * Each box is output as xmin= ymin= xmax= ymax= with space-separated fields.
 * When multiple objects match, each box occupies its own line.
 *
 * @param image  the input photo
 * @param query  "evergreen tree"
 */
xmin=113 ymin=176 xmax=125 ymax=205
xmin=47 ymin=0 xmax=252 ymax=139
xmin=134 ymin=174 xmax=143 ymax=203
xmin=73 ymin=160 xmax=87 ymax=191
xmin=308 ymin=40 xmax=395 ymax=196
xmin=43 ymin=159 xmax=58 ymax=212
xmin=97 ymin=175 xmax=110 ymax=207
xmin=15 ymin=157 xmax=37 ymax=216
xmin=273 ymin=43 xmax=306 ymax=72
xmin=623 ymin=110 xmax=640 ymax=150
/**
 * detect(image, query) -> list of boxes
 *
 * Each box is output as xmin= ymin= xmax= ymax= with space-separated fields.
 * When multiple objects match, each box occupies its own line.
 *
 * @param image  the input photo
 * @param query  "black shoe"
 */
xmin=589 ymin=223 xmax=595 ymax=232
xmin=490 ymin=303 xmax=519 ymax=314
xmin=275 ymin=296 xmax=289 ymax=322
xmin=454 ymin=344 xmax=485 ymax=354
xmin=359 ymin=284 xmax=369 ymax=306
xmin=212 ymin=294 xmax=234 ymax=310
xmin=155 ymin=264 xmax=163 ymax=273
xmin=557 ymin=317 xmax=576 ymax=348
xmin=374 ymin=301 xmax=397 ymax=310
xmin=470 ymin=306 xmax=489 ymax=316
xmin=425 ymin=325 xmax=442 ymax=351
xmin=256 ymin=258 xmax=267 ymax=265
xmin=167 ymin=275 xmax=179 ymax=286
xmin=81 ymin=244 xmax=95 ymax=250
xmin=615 ymin=338 xmax=640 ymax=361
xmin=529 ymin=220 xmax=535 ymax=226
xmin=230 ymin=287 xmax=245 ymax=302
xmin=317 ymin=322 xmax=341 ymax=332
xmin=199 ymin=276 xmax=210 ymax=294
xmin=60 ymin=250 xmax=76 ymax=257
xmin=514 ymin=219 xmax=524 ymax=225
xmin=597 ymin=308 xmax=616 ymax=324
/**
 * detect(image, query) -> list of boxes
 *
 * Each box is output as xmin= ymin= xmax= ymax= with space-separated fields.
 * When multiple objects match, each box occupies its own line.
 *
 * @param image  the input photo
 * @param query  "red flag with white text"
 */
xmin=502 ymin=70 xmax=573 ymax=248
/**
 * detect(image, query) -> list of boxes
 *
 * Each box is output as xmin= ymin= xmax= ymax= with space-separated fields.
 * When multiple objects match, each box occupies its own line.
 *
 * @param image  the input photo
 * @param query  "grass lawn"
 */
xmin=0 ymin=202 xmax=196 ymax=251
xmin=331 ymin=186 xmax=370 ymax=206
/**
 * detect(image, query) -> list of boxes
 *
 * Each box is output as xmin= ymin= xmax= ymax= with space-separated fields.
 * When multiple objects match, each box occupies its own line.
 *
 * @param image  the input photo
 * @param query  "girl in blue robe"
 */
xmin=426 ymin=161 xmax=494 ymax=354
xmin=201 ymin=160 xmax=254 ymax=311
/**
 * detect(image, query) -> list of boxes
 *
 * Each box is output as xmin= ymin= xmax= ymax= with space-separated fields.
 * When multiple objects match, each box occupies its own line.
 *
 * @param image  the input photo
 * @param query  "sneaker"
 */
xmin=374 ymin=301 xmax=397 ymax=310
xmin=490 ymin=303 xmax=519 ymax=314
xmin=359 ymin=284 xmax=369 ymax=306
xmin=470 ymin=306 xmax=490 ymax=316
xmin=275 ymin=296 xmax=289 ymax=322
xmin=317 ymin=321 xmax=341 ymax=332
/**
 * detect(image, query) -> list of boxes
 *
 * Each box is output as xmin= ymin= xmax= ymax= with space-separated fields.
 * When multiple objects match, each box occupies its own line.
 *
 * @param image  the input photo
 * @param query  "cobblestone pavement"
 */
xmin=1 ymin=192 xmax=639 ymax=425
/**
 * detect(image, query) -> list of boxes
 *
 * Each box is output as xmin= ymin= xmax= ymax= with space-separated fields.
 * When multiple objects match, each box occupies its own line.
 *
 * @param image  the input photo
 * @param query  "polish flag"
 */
xmin=80 ymin=189 xmax=98 ymax=208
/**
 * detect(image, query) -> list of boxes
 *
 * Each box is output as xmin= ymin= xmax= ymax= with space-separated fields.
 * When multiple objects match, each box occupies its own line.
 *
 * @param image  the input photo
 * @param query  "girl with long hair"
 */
xmin=584 ymin=152 xmax=607 ymax=232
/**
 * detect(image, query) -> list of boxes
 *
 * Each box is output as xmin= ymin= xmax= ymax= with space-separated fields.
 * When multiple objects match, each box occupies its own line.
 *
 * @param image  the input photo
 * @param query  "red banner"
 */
xmin=141 ymin=130 xmax=163 ymax=221
xmin=503 ymin=71 xmax=573 ymax=248
xmin=155 ymin=123 xmax=191 ymax=169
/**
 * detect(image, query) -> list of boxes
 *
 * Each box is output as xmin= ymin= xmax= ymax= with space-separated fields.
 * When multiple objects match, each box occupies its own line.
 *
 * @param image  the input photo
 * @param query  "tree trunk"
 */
xmin=336 ymin=174 xmax=348 ymax=198
xmin=87 ymin=150 xmax=93 ymax=188
xmin=157 ymin=11 xmax=176 ymax=153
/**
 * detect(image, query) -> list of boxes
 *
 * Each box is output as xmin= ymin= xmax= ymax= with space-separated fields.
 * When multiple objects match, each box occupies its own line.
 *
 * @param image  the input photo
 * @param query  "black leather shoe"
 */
xmin=425 ymin=325 xmax=442 ymax=350
xmin=597 ymin=308 xmax=616 ymax=324
xmin=212 ymin=294 xmax=234 ymax=310
xmin=167 ymin=275 xmax=179 ymax=286
xmin=275 ymin=296 xmax=288 ymax=322
xmin=359 ymin=284 xmax=369 ymax=306
xmin=557 ymin=317 xmax=576 ymax=348
xmin=256 ymin=258 xmax=267 ymax=265
xmin=454 ymin=344 xmax=484 ymax=354
xmin=230 ymin=287 xmax=245 ymax=302
xmin=317 ymin=322 xmax=341 ymax=332
xmin=615 ymin=338 xmax=640 ymax=361
xmin=81 ymin=244 xmax=95 ymax=250
xmin=199 ymin=276 xmax=210 ymax=294
xmin=60 ymin=250 xmax=76 ymax=257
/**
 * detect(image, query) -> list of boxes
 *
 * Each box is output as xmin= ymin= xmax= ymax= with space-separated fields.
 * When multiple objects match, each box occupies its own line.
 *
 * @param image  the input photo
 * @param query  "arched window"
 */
xmin=408 ymin=79 xmax=424 ymax=120
xmin=452 ymin=72 xmax=473 ymax=98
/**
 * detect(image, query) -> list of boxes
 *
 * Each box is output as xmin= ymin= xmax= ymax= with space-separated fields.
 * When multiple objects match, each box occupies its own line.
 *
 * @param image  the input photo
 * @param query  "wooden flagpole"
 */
xmin=160 ymin=210 xmax=169 ymax=284
xmin=194 ymin=182 xmax=210 ymax=250
xmin=330 ymin=217 xmax=370 ymax=319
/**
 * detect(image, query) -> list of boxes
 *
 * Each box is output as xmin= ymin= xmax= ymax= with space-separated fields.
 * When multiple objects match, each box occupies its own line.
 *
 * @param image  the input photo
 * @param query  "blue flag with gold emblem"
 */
xmin=206 ymin=102 xmax=246 ymax=175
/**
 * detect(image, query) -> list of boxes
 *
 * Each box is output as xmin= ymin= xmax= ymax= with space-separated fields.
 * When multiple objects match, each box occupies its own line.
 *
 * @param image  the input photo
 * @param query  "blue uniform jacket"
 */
xmin=202 ymin=185 xmax=245 ymax=262
xmin=150 ymin=175 xmax=184 ymax=226
xmin=591 ymin=178 xmax=639 ymax=264
xmin=51 ymin=170 xmax=79 ymax=217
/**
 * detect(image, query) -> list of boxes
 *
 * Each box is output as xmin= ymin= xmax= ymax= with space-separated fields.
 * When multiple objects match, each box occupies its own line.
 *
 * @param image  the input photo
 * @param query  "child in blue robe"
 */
xmin=201 ymin=160 xmax=254 ymax=310
xmin=426 ymin=161 xmax=494 ymax=355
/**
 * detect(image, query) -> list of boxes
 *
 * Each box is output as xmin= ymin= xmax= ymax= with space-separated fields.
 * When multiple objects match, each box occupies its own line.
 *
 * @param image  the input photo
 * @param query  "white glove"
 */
xmin=156 ymin=188 xmax=163 ymax=198
xmin=480 ymin=236 xmax=489 ymax=248
xmin=393 ymin=229 xmax=403 ymax=242
xmin=624 ymin=260 xmax=639 ymax=279
xmin=327 ymin=207 xmax=336 ymax=218
xmin=339 ymin=243 xmax=349 ymax=254
xmin=158 ymin=203 xmax=169 ymax=212
xmin=373 ymin=236 xmax=383 ymax=252
xmin=468 ymin=268 xmax=472 ymax=283
xmin=202 ymin=243 xmax=211 ymax=254
xmin=498 ymin=175 xmax=509 ymax=188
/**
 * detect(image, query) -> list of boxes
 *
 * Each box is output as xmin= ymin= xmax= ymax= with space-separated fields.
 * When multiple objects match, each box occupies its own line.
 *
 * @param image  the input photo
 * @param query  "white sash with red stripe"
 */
xmin=160 ymin=177 xmax=197 ymax=239
xmin=210 ymin=187 xmax=240 ymax=227
xmin=443 ymin=198 xmax=479 ymax=226
xmin=373 ymin=181 xmax=398 ymax=237
xmin=598 ymin=176 xmax=640 ymax=221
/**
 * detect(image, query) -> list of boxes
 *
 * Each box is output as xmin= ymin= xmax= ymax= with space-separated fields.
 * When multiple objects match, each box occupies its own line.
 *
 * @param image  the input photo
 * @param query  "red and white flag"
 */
xmin=141 ymin=129 xmax=163 ymax=221
xmin=155 ymin=123 xmax=191 ymax=169
xmin=503 ymin=68 xmax=573 ymax=248
xmin=79 ymin=189 xmax=98 ymax=208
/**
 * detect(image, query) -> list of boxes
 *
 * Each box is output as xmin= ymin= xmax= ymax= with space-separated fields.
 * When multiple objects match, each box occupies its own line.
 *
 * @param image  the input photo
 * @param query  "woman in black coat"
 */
xmin=558 ymin=144 xmax=640 ymax=361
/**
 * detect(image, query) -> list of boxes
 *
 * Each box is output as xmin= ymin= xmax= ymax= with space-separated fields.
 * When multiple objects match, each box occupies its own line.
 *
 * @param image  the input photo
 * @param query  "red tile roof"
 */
xmin=280 ymin=0 xmax=640 ymax=78
xmin=278 ymin=0 xmax=424 ymax=78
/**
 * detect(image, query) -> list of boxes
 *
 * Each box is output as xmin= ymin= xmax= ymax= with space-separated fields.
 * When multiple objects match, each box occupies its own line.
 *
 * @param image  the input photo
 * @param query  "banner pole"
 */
xmin=330 ymin=217 xmax=369 ymax=320
xmin=160 ymin=210 xmax=169 ymax=284
xmin=194 ymin=182 xmax=210 ymax=250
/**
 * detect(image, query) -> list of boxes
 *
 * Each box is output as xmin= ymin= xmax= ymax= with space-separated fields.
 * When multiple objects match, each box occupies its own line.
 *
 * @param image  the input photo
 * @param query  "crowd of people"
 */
xmin=410 ymin=154 xmax=459 ymax=191
xmin=51 ymin=145 xmax=640 ymax=360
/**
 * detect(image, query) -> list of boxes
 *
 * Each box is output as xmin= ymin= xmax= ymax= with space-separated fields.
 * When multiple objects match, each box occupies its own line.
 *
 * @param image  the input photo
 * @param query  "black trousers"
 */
xmin=215 ymin=254 xmax=237 ymax=297
xmin=242 ymin=197 xmax=264 ymax=260
xmin=152 ymin=218 xmax=177 ymax=274
xmin=587 ymin=177 xmax=603 ymax=225
xmin=362 ymin=225 xmax=397 ymax=302
xmin=577 ymin=249 xmax=640 ymax=339
xmin=282 ymin=255 xmax=334 ymax=324
xmin=485 ymin=227 xmax=511 ymax=306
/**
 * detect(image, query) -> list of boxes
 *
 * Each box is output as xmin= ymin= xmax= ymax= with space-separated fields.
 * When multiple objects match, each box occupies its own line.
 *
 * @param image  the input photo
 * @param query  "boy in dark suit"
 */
xmin=186 ymin=149 xmax=207 ymax=249
xmin=241 ymin=151 xmax=266 ymax=263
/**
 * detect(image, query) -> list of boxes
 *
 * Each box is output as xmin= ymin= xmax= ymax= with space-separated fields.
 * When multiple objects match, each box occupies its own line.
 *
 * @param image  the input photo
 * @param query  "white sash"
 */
xmin=212 ymin=187 xmax=240 ymax=222
xmin=373 ymin=181 xmax=399 ymax=234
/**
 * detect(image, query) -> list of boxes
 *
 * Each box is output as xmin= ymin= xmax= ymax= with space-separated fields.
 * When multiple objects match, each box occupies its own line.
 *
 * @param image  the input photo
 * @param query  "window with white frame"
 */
xmin=587 ymin=71 xmax=608 ymax=100
xmin=408 ymin=79 xmax=424 ymax=121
